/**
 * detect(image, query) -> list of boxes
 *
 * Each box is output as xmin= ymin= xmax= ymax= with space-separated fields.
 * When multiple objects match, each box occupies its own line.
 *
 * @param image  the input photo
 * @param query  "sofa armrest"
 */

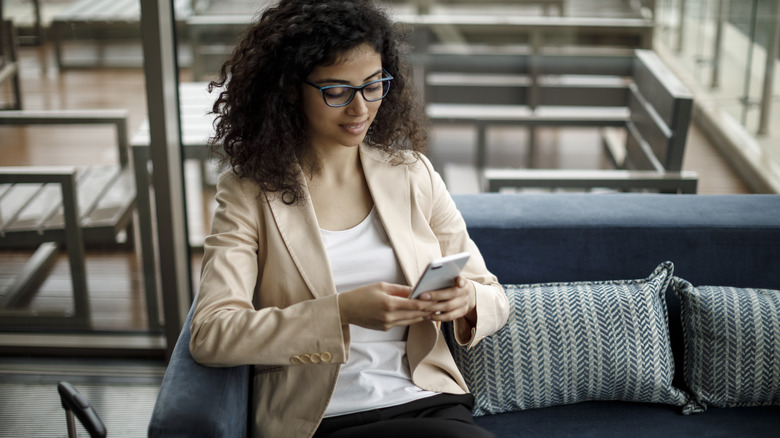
xmin=148 ymin=302 xmax=251 ymax=437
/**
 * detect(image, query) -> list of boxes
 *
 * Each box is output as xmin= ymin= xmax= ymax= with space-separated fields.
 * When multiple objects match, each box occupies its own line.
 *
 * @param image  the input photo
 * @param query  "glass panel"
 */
xmin=727 ymin=0 xmax=763 ymax=128
xmin=175 ymin=1 xmax=259 ymax=280
xmin=656 ymin=0 xmax=780 ymax=188
xmin=0 ymin=1 xmax=152 ymax=335
xmin=0 ymin=0 xmax=193 ymax=352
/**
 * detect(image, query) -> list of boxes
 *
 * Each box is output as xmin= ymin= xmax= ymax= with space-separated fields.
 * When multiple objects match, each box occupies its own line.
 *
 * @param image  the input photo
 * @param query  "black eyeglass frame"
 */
xmin=303 ymin=68 xmax=394 ymax=108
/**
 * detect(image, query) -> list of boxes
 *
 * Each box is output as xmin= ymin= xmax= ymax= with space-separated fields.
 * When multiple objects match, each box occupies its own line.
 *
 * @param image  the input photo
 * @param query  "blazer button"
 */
xmin=290 ymin=355 xmax=303 ymax=365
xmin=300 ymin=354 xmax=312 ymax=364
xmin=320 ymin=352 xmax=333 ymax=363
xmin=310 ymin=353 xmax=322 ymax=363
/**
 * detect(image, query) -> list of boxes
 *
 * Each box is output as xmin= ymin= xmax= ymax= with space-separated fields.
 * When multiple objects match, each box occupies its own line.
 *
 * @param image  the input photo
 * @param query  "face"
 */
xmin=300 ymin=44 xmax=384 ymax=154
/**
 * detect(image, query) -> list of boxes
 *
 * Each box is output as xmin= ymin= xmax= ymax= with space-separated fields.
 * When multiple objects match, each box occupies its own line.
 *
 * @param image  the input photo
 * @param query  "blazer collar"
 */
xmin=267 ymin=145 xmax=418 ymax=299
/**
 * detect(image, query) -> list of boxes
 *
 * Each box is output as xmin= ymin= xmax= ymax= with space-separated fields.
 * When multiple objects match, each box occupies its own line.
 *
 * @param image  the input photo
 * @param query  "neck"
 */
xmin=307 ymin=143 xmax=361 ymax=184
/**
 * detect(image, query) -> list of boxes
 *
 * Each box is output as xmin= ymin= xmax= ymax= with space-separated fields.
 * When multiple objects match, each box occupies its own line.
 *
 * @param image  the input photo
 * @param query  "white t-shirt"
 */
xmin=320 ymin=207 xmax=438 ymax=417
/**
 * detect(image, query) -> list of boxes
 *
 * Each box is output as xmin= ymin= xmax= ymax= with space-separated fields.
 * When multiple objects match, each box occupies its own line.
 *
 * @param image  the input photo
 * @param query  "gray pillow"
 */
xmin=449 ymin=262 xmax=692 ymax=416
xmin=672 ymin=277 xmax=780 ymax=410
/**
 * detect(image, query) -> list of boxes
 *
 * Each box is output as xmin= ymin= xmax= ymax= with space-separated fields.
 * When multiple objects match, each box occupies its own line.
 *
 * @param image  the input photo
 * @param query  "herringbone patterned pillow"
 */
xmin=673 ymin=278 xmax=780 ymax=410
xmin=449 ymin=262 xmax=691 ymax=416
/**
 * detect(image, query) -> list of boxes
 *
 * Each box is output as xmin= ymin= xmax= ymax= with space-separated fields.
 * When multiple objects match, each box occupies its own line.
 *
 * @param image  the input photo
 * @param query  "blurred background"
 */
xmin=0 ymin=1 xmax=778 ymax=435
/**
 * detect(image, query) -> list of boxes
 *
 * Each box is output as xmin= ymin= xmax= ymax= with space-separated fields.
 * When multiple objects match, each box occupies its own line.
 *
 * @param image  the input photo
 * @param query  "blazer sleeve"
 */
xmin=189 ymin=172 xmax=347 ymax=368
xmin=419 ymin=155 xmax=509 ymax=348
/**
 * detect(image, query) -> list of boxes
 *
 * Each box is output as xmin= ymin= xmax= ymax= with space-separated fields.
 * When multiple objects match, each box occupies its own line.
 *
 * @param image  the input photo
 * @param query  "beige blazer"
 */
xmin=190 ymin=144 xmax=509 ymax=438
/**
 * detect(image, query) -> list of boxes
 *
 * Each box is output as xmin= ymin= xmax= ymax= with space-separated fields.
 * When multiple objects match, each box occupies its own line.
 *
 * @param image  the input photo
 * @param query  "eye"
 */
xmin=324 ymin=87 xmax=350 ymax=99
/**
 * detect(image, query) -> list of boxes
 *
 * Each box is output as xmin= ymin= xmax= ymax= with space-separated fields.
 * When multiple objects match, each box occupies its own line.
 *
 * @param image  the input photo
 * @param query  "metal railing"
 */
xmin=657 ymin=0 xmax=780 ymax=136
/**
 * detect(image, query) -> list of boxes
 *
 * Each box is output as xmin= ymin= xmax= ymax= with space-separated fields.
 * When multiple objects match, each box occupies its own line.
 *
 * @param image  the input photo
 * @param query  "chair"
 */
xmin=0 ymin=19 xmax=22 ymax=110
xmin=58 ymin=381 xmax=108 ymax=438
xmin=147 ymin=301 xmax=250 ymax=437
xmin=0 ymin=110 xmax=143 ymax=330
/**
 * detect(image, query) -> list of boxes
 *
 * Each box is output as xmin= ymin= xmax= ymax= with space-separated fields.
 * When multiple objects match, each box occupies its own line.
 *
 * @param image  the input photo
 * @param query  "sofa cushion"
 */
xmin=449 ymin=262 xmax=692 ymax=416
xmin=148 ymin=302 xmax=250 ymax=437
xmin=672 ymin=278 xmax=780 ymax=410
xmin=473 ymin=401 xmax=780 ymax=438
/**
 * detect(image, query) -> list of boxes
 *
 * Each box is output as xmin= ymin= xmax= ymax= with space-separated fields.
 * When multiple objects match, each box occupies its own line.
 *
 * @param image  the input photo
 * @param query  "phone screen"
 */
xmin=410 ymin=252 xmax=470 ymax=299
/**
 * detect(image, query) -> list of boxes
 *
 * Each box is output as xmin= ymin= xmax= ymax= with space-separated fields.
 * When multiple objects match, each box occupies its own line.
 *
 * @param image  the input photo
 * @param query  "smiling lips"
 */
xmin=341 ymin=120 xmax=367 ymax=136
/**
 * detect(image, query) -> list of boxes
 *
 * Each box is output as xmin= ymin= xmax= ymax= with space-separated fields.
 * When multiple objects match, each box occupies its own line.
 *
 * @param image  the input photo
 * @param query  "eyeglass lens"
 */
xmin=323 ymin=79 xmax=390 ymax=107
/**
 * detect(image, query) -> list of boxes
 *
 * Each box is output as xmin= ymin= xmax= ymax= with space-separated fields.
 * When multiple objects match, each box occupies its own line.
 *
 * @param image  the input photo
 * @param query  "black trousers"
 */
xmin=313 ymin=393 xmax=495 ymax=438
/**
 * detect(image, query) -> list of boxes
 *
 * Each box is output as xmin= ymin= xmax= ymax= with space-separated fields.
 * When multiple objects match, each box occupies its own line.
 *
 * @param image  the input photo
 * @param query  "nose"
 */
xmin=345 ymin=90 xmax=369 ymax=115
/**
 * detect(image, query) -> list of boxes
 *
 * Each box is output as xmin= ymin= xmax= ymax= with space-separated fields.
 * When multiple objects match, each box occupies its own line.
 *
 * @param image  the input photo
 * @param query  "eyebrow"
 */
xmin=317 ymin=69 xmax=383 ymax=85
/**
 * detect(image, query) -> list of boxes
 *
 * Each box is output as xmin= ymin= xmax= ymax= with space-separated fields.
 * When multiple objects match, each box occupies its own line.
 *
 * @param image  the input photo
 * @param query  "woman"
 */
xmin=189 ymin=1 xmax=509 ymax=437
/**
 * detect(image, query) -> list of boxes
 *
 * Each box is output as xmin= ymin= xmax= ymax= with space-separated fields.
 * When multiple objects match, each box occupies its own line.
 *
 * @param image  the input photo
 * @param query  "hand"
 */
xmin=416 ymin=276 xmax=477 ymax=325
xmin=338 ymin=282 xmax=436 ymax=331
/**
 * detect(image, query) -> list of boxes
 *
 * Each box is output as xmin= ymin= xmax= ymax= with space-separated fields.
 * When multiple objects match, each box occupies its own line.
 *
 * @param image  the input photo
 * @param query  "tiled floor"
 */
xmin=0 ymin=357 xmax=163 ymax=438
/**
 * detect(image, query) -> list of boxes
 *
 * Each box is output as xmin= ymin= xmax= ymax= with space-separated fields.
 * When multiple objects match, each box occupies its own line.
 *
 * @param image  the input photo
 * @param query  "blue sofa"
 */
xmin=148 ymin=193 xmax=780 ymax=437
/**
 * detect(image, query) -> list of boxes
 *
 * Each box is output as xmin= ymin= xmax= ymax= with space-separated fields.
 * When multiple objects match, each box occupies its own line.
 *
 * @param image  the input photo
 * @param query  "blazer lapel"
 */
xmin=267 ymin=170 xmax=336 ymax=300
xmin=360 ymin=145 xmax=421 ymax=287
xmin=267 ymin=147 xmax=424 ymax=299
xmin=361 ymin=146 xmax=440 ymax=371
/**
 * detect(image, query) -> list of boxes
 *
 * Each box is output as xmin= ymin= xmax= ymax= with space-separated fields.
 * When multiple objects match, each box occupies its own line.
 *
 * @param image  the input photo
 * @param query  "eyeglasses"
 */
xmin=303 ymin=69 xmax=393 ymax=107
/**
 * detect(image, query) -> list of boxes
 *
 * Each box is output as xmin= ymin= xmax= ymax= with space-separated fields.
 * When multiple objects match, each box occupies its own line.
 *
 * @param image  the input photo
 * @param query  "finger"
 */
xmin=386 ymin=295 xmax=438 ymax=312
xmin=426 ymin=307 xmax=468 ymax=322
xmin=381 ymin=310 xmax=434 ymax=329
xmin=383 ymin=284 xmax=414 ymax=298
xmin=422 ymin=286 xmax=467 ymax=303
xmin=394 ymin=315 xmax=430 ymax=326
xmin=424 ymin=287 xmax=471 ymax=309
xmin=425 ymin=297 xmax=468 ymax=315
xmin=416 ymin=283 xmax=463 ymax=302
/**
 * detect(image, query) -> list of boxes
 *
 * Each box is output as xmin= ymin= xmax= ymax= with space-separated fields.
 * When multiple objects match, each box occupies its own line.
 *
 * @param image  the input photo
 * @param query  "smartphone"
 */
xmin=409 ymin=252 xmax=471 ymax=299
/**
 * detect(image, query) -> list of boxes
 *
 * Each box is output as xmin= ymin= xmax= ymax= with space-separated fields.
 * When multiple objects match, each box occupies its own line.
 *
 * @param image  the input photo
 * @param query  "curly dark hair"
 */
xmin=208 ymin=0 xmax=428 ymax=204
